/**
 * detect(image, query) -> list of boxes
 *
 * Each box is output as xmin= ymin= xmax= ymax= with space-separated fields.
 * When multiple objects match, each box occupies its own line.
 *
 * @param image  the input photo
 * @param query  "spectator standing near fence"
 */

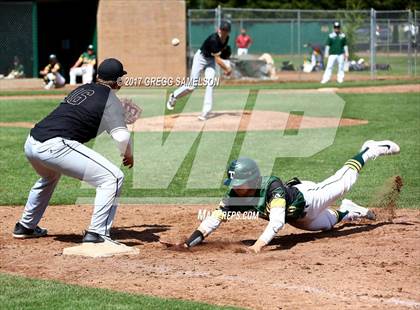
xmin=236 ymin=29 xmax=252 ymax=56
xmin=321 ymin=22 xmax=349 ymax=84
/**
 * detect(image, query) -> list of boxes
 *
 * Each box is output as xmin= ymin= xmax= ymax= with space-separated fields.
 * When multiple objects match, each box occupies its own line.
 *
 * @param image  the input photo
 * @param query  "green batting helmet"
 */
xmin=224 ymin=157 xmax=261 ymax=187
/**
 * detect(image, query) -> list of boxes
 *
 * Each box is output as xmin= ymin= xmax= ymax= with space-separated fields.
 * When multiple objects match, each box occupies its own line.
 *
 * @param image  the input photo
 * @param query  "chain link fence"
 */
xmin=0 ymin=2 xmax=36 ymax=78
xmin=188 ymin=7 xmax=418 ymax=79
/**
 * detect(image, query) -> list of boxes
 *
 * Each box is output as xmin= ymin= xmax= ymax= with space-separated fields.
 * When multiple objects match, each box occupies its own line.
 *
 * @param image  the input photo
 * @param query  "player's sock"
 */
xmin=331 ymin=209 xmax=349 ymax=223
xmin=344 ymin=151 xmax=366 ymax=173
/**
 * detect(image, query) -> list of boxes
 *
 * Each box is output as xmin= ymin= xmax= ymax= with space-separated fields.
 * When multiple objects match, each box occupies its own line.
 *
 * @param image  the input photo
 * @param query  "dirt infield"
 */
xmin=130 ymin=111 xmax=367 ymax=132
xmin=0 ymin=112 xmax=368 ymax=132
xmin=1 ymin=205 xmax=419 ymax=309
xmin=0 ymin=121 xmax=34 ymax=128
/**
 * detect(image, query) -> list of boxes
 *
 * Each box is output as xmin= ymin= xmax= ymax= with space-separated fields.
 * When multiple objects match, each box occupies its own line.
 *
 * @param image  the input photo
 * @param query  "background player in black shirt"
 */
xmin=13 ymin=58 xmax=134 ymax=245
xmin=167 ymin=20 xmax=232 ymax=121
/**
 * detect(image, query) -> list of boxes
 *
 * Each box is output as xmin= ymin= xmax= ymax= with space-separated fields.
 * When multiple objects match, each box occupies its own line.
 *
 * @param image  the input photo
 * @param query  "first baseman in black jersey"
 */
xmin=13 ymin=58 xmax=134 ymax=244
xmin=167 ymin=20 xmax=232 ymax=121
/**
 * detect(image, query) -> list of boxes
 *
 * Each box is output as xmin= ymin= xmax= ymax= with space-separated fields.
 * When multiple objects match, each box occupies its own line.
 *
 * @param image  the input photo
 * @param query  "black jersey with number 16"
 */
xmin=30 ymin=83 xmax=126 ymax=144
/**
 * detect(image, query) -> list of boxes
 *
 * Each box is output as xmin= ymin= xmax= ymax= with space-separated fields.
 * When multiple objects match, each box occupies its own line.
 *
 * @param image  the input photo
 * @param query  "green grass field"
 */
xmin=0 ymin=274 xmax=240 ymax=310
xmin=1 ymin=81 xmax=419 ymax=309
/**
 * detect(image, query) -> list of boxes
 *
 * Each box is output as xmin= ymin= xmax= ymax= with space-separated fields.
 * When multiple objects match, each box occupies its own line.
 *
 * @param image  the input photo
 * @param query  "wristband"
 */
xmin=185 ymin=230 xmax=204 ymax=247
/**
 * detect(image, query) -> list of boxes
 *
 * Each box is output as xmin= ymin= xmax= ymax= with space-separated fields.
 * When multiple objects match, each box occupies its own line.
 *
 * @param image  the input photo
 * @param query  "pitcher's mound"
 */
xmin=63 ymin=241 xmax=139 ymax=258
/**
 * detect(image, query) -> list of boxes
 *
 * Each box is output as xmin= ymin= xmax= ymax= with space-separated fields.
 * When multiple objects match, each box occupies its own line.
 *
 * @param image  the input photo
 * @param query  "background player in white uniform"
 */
xmin=69 ymin=45 xmax=97 ymax=85
xmin=167 ymin=21 xmax=232 ymax=121
xmin=321 ymin=22 xmax=349 ymax=84
xmin=13 ymin=58 xmax=134 ymax=245
xmin=180 ymin=139 xmax=400 ymax=253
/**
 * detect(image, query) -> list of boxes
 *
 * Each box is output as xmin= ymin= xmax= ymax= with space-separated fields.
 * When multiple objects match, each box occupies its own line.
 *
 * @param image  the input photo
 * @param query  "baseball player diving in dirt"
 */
xmin=181 ymin=140 xmax=400 ymax=253
xmin=13 ymin=58 xmax=135 ymax=245
xmin=166 ymin=20 xmax=232 ymax=121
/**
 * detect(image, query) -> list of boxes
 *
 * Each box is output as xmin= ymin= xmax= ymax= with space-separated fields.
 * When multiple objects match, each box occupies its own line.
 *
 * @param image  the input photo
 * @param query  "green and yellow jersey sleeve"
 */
xmin=79 ymin=52 xmax=96 ymax=66
xmin=267 ymin=192 xmax=286 ymax=212
xmin=52 ymin=63 xmax=60 ymax=72
xmin=44 ymin=63 xmax=61 ymax=73
xmin=261 ymin=177 xmax=307 ymax=221
xmin=43 ymin=64 xmax=51 ymax=72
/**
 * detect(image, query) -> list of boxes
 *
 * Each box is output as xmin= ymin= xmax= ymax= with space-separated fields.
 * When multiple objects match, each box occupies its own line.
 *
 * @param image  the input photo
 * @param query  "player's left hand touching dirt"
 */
xmin=247 ymin=239 xmax=266 ymax=254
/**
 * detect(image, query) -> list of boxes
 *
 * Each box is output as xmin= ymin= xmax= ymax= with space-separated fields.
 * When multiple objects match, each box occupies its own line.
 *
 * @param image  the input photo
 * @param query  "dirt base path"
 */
xmin=0 ymin=112 xmax=368 ymax=132
xmin=1 ymin=205 xmax=419 ymax=309
xmin=129 ymin=111 xmax=367 ymax=132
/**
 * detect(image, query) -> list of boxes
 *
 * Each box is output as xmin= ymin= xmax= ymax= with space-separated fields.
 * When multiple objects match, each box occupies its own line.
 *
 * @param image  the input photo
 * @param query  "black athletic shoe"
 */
xmin=82 ymin=231 xmax=106 ymax=243
xmin=13 ymin=222 xmax=48 ymax=239
xmin=82 ymin=231 xmax=123 ymax=245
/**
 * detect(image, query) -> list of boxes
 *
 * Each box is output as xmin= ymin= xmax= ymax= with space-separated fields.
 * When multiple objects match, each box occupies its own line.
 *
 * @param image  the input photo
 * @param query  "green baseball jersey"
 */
xmin=326 ymin=32 xmax=347 ymax=55
xmin=43 ymin=63 xmax=61 ymax=74
xmin=79 ymin=52 xmax=96 ymax=66
xmin=216 ymin=176 xmax=307 ymax=221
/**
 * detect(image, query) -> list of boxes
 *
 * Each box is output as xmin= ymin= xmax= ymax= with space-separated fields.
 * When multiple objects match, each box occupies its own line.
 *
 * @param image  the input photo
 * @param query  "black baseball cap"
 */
xmin=220 ymin=20 xmax=231 ymax=32
xmin=333 ymin=21 xmax=341 ymax=28
xmin=97 ymin=58 xmax=127 ymax=82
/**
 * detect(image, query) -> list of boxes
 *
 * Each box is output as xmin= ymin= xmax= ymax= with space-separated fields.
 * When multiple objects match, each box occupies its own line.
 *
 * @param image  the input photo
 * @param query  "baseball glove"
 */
xmin=220 ymin=45 xmax=232 ymax=60
xmin=119 ymin=97 xmax=142 ymax=124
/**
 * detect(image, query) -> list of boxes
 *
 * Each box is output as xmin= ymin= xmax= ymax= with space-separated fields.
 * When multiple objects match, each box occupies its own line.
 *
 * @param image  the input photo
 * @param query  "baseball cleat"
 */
xmin=13 ymin=222 xmax=48 ymax=239
xmin=339 ymin=199 xmax=376 ymax=221
xmin=166 ymin=93 xmax=176 ymax=110
xmin=44 ymin=81 xmax=54 ymax=90
xmin=198 ymin=115 xmax=207 ymax=121
xmin=82 ymin=231 xmax=105 ymax=243
xmin=360 ymin=140 xmax=400 ymax=161
xmin=82 ymin=231 xmax=123 ymax=245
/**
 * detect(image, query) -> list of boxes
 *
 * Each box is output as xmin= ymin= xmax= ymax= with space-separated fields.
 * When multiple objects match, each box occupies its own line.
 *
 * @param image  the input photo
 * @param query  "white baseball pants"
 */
xmin=20 ymin=135 xmax=124 ymax=236
xmin=70 ymin=65 xmax=94 ymax=85
xmin=173 ymin=50 xmax=216 ymax=117
xmin=237 ymin=48 xmax=248 ymax=56
xmin=321 ymin=54 xmax=345 ymax=83
xmin=291 ymin=165 xmax=359 ymax=231
xmin=46 ymin=73 xmax=66 ymax=87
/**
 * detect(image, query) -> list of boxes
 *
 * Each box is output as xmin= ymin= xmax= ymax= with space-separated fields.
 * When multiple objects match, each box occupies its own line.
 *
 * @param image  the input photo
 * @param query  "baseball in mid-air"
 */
xmin=171 ymin=38 xmax=180 ymax=46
